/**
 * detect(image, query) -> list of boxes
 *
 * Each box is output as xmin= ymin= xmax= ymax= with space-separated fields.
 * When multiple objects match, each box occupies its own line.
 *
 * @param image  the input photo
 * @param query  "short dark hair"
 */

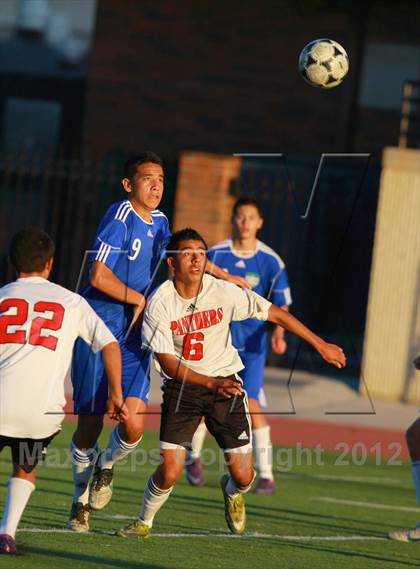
xmin=166 ymin=228 xmax=208 ymax=258
xmin=123 ymin=152 xmax=163 ymax=181
xmin=232 ymin=198 xmax=263 ymax=217
xmin=9 ymin=227 xmax=55 ymax=273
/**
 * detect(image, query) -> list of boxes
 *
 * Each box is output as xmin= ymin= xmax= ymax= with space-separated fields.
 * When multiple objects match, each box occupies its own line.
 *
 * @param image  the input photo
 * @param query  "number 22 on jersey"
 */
xmin=0 ymin=298 xmax=65 ymax=351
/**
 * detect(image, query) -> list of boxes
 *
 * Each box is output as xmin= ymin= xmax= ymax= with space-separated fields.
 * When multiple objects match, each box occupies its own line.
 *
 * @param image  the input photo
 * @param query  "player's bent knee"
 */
xmin=74 ymin=415 xmax=104 ymax=448
xmin=157 ymin=446 xmax=186 ymax=486
xmin=162 ymin=471 xmax=181 ymax=488
xmin=233 ymin=468 xmax=255 ymax=488
xmin=156 ymin=463 xmax=183 ymax=488
xmin=120 ymin=423 xmax=144 ymax=445
xmin=77 ymin=414 xmax=104 ymax=433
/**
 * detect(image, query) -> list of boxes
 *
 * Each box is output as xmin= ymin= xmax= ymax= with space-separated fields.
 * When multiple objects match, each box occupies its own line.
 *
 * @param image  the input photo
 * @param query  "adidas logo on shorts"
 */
xmin=237 ymin=431 xmax=249 ymax=440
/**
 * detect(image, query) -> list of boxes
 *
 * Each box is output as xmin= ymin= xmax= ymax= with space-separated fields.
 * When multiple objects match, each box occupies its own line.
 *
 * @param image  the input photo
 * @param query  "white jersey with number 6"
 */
xmin=0 ymin=277 xmax=116 ymax=439
xmin=142 ymin=274 xmax=272 ymax=378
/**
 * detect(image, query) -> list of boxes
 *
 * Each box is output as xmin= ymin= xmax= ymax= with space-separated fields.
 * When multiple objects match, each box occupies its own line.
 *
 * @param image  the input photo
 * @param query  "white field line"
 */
xmin=279 ymin=473 xmax=405 ymax=485
xmin=314 ymin=497 xmax=419 ymax=513
xmin=17 ymin=528 xmax=386 ymax=541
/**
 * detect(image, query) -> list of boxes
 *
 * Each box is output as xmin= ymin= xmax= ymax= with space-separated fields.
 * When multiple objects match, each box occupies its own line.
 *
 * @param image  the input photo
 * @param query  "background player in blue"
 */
xmin=69 ymin=153 xmax=249 ymax=532
xmin=186 ymin=198 xmax=291 ymax=494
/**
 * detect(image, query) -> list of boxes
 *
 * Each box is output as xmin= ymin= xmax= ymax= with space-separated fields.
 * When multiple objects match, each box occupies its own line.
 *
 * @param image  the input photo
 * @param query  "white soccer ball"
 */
xmin=298 ymin=39 xmax=349 ymax=89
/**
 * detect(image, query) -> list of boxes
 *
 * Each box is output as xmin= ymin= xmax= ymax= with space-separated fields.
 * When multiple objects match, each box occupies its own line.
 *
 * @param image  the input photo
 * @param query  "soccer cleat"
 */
xmin=254 ymin=477 xmax=276 ymax=495
xmin=89 ymin=457 xmax=114 ymax=510
xmin=67 ymin=502 xmax=91 ymax=533
xmin=220 ymin=474 xmax=246 ymax=535
xmin=185 ymin=457 xmax=206 ymax=486
xmin=115 ymin=519 xmax=151 ymax=539
xmin=0 ymin=534 xmax=17 ymax=555
xmin=388 ymin=525 xmax=420 ymax=542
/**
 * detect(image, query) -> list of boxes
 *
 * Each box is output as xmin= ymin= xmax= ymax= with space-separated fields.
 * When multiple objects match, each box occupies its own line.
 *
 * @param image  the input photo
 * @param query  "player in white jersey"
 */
xmin=0 ymin=228 xmax=125 ymax=555
xmin=115 ymin=228 xmax=346 ymax=538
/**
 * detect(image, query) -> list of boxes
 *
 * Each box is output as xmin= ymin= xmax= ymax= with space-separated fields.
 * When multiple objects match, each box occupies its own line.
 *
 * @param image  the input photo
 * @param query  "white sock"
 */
xmin=188 ymin=422 xmax=207 ymax=460
xmin=0 ymin=477 xmax=35 ymax=538
xmin=139 ymin=476 xmax=173 ymax=527
xmin=253 ymin=425 xmax=273 ymax=480
xmin=412 ymin=461 xmax=420 ymax=508
xmin=225 ymin=472 xmax=255 ymax=499
xmin=71 ymin=442 xmax=98 ymax=505
xmin=99 ymin=426 xmax=142 ymax=469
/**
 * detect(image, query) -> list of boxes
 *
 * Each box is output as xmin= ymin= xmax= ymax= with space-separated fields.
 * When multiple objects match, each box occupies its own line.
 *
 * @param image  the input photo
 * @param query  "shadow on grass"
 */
xmin=168 ymin=495 xmax=386 ymax=536
xmin=19 ymin=544 xmax=167 ymax=569
xmin=274 ymin=539 xmax=420 ymax=567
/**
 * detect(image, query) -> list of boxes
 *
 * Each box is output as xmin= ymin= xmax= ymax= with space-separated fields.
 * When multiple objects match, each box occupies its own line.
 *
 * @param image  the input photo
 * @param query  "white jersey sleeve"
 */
xmin=77 ymin=297 xmax=116 ymax=352
xmin=224 ymin=282 xmax=272 ymax=322
xmin=142 ymin=300 xmax=176 ymax=355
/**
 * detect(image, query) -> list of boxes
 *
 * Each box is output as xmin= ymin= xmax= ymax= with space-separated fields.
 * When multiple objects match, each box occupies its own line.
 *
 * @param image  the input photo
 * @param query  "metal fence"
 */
xmin=232 ymin=154 xmax=381 ymax=381
xmin=0 ymin=150 xmax=177 ymax=289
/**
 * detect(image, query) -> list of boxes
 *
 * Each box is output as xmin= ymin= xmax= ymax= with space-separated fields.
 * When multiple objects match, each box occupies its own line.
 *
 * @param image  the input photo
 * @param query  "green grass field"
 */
xmin=0 ymin=421 xmax=418 ymax=568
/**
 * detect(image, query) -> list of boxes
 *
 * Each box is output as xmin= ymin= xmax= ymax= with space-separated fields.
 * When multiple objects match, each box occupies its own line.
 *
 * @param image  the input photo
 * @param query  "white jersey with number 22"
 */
xmin=0 ymin=277 xmax=116 ymax=439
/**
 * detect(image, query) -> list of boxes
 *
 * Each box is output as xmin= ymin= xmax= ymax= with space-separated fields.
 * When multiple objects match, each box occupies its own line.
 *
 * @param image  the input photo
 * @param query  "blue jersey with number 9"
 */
xmin=81 ymin=199 xmax=171 ymax=337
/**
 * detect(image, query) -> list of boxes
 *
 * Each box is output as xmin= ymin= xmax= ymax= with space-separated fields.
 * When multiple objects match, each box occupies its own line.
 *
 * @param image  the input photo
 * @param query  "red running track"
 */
xmin=63 ymin=400 xmax=409 ymax=460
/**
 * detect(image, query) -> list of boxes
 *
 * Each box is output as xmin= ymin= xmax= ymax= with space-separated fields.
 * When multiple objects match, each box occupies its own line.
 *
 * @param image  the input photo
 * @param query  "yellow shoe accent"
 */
xmin=220 ymin=474 xmax=246 ymax=535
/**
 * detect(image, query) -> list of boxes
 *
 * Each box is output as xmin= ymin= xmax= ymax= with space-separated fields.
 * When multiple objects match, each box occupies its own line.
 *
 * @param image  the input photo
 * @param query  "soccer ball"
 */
xmin=298 ymin=39 xmax=349 ymax=89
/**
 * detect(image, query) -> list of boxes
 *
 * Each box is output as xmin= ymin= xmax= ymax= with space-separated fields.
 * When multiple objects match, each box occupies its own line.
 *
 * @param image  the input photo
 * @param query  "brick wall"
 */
xmin=83 ymin=1 xmax=419 ymax=158
xmin=172 ymin=152 xmax=240 ymax=246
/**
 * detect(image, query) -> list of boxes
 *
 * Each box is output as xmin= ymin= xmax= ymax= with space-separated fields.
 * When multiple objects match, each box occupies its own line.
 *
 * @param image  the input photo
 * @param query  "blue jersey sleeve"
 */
xmin=156 ymin=216 xmax=172 ymax=260
xmin=269 ymin=264 xmax=292 ymax=307
xmin=94 ymin=218 xmax=127 ymax=271
xmin=162 ymin=217 xmax=172 ymax=250
xmin=207 ymin=247 xmax=228 ymax=266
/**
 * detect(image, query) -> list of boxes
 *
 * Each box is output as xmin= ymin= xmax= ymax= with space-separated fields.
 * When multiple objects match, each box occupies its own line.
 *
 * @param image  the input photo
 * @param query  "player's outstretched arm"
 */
xmin=267 ymin=305 xmax=346 ymax=369
xmin=91 ymin=261 xmax=145 ymax=316
xmin=205 ymin=258 xmax=250 ymax=289
xmin=271 ymin=306 xmax=289 ymax=355
xmin=156 ymin=353 xmax=243 ymax=397
xmin=102 ymin=341 xmax=129 ymax=422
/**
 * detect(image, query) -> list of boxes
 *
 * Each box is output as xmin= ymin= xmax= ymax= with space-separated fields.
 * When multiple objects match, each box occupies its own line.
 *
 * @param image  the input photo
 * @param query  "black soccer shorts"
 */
xmin=159 ymin=378 xmax=252 ymax=452
xmin=0 ymin=431 xmax=59 ymax=473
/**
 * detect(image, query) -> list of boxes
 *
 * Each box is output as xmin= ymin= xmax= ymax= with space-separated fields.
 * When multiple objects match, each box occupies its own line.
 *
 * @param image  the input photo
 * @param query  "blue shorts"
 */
xmin=72 ymin=331 xmax=151 ymax=415
xmin=237 ymin=351 xmax=266 ymax=401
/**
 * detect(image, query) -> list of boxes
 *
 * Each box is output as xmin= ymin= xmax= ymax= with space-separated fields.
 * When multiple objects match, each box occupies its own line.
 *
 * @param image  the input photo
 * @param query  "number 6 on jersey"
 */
xmin=182 ymin=332 xmax=204 ymax=361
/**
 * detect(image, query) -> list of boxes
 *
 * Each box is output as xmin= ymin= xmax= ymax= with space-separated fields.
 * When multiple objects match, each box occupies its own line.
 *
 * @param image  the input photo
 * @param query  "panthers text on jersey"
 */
xmin=141 ymin=275 xmax=272 ymax=378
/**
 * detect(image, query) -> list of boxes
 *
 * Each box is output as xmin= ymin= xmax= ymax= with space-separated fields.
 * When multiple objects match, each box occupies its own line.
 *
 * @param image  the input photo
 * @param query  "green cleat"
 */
xmin=220 ymin=474 xmax=246 ymax=535
xmin=115 ymin=519 xmax=151 ymax=539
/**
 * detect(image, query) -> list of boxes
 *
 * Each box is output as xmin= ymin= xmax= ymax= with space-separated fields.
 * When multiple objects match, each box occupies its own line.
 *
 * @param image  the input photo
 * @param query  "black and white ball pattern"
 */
xmin=299 ymin=39 xmax=349 ymax=89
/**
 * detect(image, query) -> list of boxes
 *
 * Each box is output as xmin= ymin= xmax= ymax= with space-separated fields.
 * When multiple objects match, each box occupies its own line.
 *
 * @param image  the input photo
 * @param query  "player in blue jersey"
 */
xmin=68 ymin=153 xmax=249 ymax=532
xmin=186 ymin=198 xmax=291 ymax=494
